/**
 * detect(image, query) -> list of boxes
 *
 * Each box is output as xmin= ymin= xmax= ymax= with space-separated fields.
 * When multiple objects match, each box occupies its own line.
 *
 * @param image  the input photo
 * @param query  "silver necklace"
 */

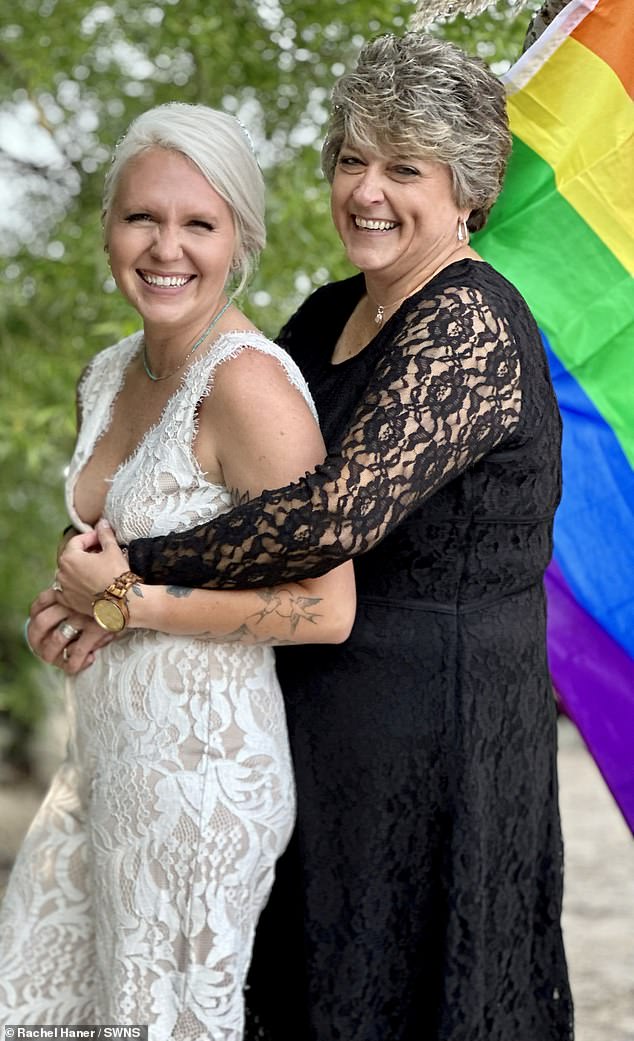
xmin=370 ymin=253 xmax=465 ymax=326
xmin=370 ymin=289 xmax=414 ymax=326
xmin=371 ymin=295 xmax=408 ymax=326
xmin=142 ymin=297 xmax=232 ymax=381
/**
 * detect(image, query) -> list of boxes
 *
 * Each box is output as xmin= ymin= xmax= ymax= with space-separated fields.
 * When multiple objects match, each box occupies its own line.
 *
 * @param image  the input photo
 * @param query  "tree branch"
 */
xmin=522 ymin=0 xmax=569 ymax=52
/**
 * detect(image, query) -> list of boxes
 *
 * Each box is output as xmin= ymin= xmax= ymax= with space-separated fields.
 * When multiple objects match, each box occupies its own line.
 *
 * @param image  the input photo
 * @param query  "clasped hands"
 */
xmin=27 ymin=519 xmax=130 ymax=674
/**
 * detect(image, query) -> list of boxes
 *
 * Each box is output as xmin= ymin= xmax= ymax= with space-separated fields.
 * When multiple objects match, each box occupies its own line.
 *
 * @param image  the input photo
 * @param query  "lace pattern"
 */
xmin=0 ymin=330 xmax=316 ymax=1038
xmin=125 ymin=262 xmax=572 ymax=1040
xmin=128 ymin=280 xmax=523 ymax=586
xmin=67 ymin=331 xmax=317 ymax=541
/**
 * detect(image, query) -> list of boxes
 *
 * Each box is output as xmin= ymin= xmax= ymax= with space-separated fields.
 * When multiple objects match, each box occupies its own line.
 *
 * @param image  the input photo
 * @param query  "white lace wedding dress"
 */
xmin=0 ymin=331 xmax=316 ymax=1039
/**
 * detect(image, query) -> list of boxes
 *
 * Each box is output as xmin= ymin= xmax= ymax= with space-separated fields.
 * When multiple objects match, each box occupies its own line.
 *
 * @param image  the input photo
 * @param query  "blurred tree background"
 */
xmin=0 ymin=0 xmax=539 ymax=766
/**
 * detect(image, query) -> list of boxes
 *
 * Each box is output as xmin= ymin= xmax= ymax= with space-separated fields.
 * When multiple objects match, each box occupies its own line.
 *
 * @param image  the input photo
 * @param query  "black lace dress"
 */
xmin=128 ymin=260 xmax=574 ymax=1041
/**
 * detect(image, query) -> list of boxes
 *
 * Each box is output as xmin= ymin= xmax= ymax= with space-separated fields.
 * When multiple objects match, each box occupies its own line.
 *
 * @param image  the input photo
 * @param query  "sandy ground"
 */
xmin=1 ymin=716 xmax=632 ymax=1038
xmin=557 ymin=719 xmax=634 ymax=1040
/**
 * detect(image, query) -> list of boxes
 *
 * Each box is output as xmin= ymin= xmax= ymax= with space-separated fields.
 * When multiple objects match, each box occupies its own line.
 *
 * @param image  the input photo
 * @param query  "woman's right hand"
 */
xmin=27 ymin=587 xmax=114 ymax=675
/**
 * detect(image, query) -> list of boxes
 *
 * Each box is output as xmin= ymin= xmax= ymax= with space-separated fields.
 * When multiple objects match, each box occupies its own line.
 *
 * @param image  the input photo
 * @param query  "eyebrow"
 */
xmin=117 ymin=199 xmax=220 ymax=218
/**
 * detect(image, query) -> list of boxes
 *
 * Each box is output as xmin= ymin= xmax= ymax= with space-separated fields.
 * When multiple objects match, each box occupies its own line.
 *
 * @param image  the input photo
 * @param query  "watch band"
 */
xmin=104 ymin=570 xmax=144 ymax=601
xmin=92 ymin=571 xmax=144 ymax=632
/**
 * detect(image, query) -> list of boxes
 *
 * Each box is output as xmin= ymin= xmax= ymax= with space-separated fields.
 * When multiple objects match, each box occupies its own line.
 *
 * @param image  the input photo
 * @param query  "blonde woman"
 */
xmin=2 ymin=104 xmax=355 ymax=1038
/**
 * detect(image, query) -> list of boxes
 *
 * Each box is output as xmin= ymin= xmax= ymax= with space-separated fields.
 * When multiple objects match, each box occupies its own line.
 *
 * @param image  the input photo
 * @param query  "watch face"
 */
xmin=93 ymin=597 xmax=126 ymax=632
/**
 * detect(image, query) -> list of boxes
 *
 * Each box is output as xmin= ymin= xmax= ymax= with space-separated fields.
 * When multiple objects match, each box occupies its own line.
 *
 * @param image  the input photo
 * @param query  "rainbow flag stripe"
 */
xmin=476 ymin=0 xmax=634 ymax=831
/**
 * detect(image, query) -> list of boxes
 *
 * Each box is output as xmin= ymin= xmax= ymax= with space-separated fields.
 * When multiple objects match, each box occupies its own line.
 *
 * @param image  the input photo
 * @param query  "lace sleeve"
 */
xmin=128 ymin=285 xmax=521 ymax=588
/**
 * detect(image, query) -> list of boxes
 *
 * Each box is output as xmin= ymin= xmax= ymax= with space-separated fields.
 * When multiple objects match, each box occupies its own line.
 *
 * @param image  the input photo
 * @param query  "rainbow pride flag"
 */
xmin=476 ymin=0 xmax=634 ymax=831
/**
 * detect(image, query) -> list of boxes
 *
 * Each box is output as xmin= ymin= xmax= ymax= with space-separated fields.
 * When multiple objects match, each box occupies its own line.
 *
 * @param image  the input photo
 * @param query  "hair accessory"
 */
xmin=142 ymin=297 xmax=233 ymax=381
xmin=457 ymin=217 xmax=469 ymax=243
xmin=235 ymin=117 xmax=257 ymax=156
xmin=411 ymin=0 xmax=532 ymax=27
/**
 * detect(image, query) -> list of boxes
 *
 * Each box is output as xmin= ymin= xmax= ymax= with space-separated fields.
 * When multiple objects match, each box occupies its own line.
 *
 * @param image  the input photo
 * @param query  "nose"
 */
xmin=149 ymin=222 xmax=183 ymax=261
xmin=352 ymin=168 xmax=385 ymax=206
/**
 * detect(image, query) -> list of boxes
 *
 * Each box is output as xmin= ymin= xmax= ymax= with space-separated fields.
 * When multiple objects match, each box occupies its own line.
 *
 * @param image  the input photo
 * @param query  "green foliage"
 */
xmin=0 ymin=0 xmax=537 ymax=744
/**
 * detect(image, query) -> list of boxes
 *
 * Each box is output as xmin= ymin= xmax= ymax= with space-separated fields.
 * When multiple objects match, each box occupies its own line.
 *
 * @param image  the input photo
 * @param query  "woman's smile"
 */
xmin=136 ymin=269 xmax=197 ymax=289
xmin=352 ymin=215 xmax=400 ymax=232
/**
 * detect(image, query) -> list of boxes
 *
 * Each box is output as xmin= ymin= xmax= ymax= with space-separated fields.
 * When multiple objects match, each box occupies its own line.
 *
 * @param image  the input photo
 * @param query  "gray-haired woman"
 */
xmin=56 ymin=34 xmax=574 ymax=1041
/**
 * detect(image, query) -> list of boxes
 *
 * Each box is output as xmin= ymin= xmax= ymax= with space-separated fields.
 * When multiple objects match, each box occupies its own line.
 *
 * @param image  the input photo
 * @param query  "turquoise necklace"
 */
xmin=142 ymin=297 xmax=233 ymax=382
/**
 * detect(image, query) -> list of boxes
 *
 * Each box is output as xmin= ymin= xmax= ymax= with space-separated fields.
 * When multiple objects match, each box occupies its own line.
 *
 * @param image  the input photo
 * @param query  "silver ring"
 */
xmin=57 ymin=620 xmax=81 ymax=641
xmin=52 ymin=579 xmax=63 ymax=593
xmin=62 ymin=647 xmax=70 ymax=662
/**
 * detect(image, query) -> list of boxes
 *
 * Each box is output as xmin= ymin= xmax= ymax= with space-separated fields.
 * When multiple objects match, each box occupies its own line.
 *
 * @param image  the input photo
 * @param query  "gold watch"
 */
xmin=92 ymin=571 xmax=144 ymax=633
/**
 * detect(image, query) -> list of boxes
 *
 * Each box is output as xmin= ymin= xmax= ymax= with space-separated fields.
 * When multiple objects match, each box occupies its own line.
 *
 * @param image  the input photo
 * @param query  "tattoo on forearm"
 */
xmin=131 ymin=584 xmax=144 ymax=598
xmin=203 ymin=589 xmax=323 ymax=646
xmin=250 ymin=589 xmax=322 ymax=634
xmin=216 ymin=624 xmax=295 ymax=647
xmin=166 ymin=586 xmax=194 ymax=598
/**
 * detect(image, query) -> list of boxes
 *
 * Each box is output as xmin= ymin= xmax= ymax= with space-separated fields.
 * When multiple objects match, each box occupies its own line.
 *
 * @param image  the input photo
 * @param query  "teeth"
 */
xmin=141 ymin=272 xmax=192 ymax=287
xmin=354 ymin=217 xmax=398 ymax=231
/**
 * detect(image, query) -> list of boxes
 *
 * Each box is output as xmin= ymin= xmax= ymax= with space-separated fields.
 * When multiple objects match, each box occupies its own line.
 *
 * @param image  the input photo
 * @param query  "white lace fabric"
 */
xmin=0 ymin=331 xmax=315 ymax=1038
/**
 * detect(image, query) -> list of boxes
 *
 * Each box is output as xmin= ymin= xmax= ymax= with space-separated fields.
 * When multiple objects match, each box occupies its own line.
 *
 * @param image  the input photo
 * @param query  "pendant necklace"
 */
xmin=371 ymin=292 xmax=413 ymax=327
xmin=371 ymin=280 xmax=432 ymax=327
xmin=142 ymin=297 xmax=233 ymax=382
xmin=370 ymin=285 xmax=424 ymax=327
xmin=370 ymin=251 xmax=465 ymax=327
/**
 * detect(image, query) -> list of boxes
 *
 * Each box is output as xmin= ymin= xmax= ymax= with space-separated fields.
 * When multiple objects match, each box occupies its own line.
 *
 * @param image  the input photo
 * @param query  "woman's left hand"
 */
xmin=56 ymin=519 xmax=131 ymax=616
xmin=28 ymin=588 xmax=114 ymax=673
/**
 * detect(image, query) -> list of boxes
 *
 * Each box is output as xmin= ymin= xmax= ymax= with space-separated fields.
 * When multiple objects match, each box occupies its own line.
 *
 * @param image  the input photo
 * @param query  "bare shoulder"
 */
xmin=211 ymin=338 xmax=314 ymax=419
xmin=202 ymin=335 xmax=324 ymax=492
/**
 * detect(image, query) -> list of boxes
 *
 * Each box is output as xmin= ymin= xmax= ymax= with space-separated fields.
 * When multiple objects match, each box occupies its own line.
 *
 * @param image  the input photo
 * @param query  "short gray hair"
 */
xmin=321 ymin=33 xmax=511 ymax=232
xmin=103 ymin=103 xmax=266 ymax=293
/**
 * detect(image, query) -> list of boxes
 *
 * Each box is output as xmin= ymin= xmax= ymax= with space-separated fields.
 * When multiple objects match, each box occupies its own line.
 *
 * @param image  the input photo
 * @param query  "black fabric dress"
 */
xmin=128 ymin=260 xmax=574 ymax=1041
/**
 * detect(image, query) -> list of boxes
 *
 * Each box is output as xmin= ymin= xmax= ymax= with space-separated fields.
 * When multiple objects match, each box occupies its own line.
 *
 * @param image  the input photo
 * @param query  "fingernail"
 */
xmin=98 ymin=518 xmax=111 ymax=529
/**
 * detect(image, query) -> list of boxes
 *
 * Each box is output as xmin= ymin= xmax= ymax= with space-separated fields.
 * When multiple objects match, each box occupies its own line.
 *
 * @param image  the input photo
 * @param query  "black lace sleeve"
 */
xmin=128 ymin=283 xmax=521 ymax=588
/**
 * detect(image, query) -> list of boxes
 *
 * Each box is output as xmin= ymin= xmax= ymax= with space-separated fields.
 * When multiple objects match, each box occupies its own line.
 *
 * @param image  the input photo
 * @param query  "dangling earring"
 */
xmin=457 ymin=217 xmax=469 ymax=244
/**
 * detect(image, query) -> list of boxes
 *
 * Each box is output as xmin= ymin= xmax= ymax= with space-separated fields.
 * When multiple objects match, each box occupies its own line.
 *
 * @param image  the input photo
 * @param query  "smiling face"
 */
xmin=330 ymin=142 xmax=466 ymax=288
xmin=106 ymin=147 xmax=237 ymax=341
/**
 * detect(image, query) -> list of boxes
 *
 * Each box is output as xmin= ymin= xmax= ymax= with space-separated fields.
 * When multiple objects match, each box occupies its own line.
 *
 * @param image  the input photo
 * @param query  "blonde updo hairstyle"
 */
xmin=321 ymin=32 xmax=511 ymax=232
xmin=102 ymin=103 xmax=266 ymax=294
